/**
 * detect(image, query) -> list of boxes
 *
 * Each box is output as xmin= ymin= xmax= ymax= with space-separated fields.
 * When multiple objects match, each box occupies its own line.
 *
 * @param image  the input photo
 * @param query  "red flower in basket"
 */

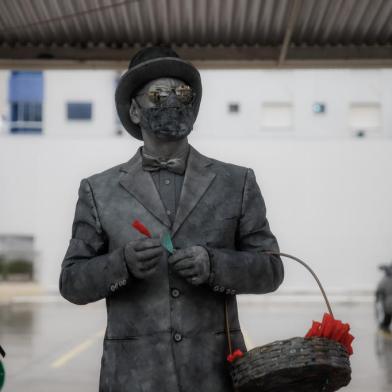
xmin=305 ymin=312 xmax=354 ymax=355
xmin=227 ymin=349 xmax=244 ymax=363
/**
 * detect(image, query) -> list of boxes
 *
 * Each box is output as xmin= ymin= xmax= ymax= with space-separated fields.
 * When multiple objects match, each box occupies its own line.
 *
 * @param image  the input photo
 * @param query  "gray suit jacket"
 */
xmin=59 ymin=144 xmax=284 ymax=392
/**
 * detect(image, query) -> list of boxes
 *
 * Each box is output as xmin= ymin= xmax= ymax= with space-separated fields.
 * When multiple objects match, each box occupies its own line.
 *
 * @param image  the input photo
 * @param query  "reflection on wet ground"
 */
xmin=375 ymin=331 xmax=392 ymax=385
xmin=0 ymin=299 xmax=391 ymax=391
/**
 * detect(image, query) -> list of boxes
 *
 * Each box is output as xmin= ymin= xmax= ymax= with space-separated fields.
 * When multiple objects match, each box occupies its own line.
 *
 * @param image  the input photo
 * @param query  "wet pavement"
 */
xmin=0 ymin=297 xmax=391 ymax=391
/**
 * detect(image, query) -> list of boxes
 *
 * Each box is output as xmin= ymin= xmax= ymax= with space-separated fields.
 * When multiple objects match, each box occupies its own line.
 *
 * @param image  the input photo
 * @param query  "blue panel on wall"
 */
xmin=10 ymin=127 xmax=42 ymax=134
xmin=9 ymin=71 xmax=43 ymax=102
xmin=67 ymin=102 xmax=92 ymax=120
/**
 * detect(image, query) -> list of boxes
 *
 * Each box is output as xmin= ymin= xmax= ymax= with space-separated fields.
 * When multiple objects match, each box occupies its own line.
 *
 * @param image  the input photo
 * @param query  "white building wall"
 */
xmin=0 ymin=70 xmax=10 ymax=135
xmin=43 ymin=70 xmax=118 ymax=138
xmin=1 ymin=136 xmax=392 ymax=294
xmin=1 ymin=68 xmax=392 ymax=295
xmin=197 ymin=69 xmax=391 ymax=140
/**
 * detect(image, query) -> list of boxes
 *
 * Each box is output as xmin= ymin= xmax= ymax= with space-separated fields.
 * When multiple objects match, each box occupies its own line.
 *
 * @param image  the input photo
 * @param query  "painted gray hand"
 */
xmin=168 ymin=245 xmax=210 ymax=286
xmin=124 ymin=237 xmax=164 ymax=279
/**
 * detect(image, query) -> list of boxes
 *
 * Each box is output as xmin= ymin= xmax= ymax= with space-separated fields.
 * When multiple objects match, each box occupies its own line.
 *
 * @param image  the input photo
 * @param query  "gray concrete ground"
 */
xmin=0 ymin=296 xmax=391 ymax=392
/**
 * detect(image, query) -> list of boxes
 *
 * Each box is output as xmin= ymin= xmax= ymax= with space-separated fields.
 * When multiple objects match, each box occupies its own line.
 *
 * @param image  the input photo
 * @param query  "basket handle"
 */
xmin=224 ymin=251 xmax=334 ymax=356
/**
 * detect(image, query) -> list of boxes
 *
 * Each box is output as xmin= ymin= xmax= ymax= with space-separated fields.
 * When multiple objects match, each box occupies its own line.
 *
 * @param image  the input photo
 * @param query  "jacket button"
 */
xmin=110 ymin=284 xmax=116 ymax=292
xmin=171 ymin=288 xmax=180 ymax=298
xmin=219 ymin=286 xmax=225 ymax=292
xmin=173 ymin=332 xmax=182 ymax=342
xmin=231 ymin=289 xmax=236 ymax=295
xmin=213 ymin=285 xmax=220 ymax=292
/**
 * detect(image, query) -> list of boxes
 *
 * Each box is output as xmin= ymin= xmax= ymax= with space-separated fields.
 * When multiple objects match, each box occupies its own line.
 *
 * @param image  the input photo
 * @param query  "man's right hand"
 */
xmin=124 ymin=237 xmax=164 ymax=279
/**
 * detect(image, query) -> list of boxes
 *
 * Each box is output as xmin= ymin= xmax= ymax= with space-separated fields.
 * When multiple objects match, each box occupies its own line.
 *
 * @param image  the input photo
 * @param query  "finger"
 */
xmin=136 ymin=247 xmax=163 ymax=260
xmin=172 ymin=259 xmax=195 ymax=271
xmin=177 ymin=268 xmax=197 ymax=278
xmin=168 ymin=249 xmax=194 ymax=264
xmin=134 ymin=237 xmax=161 ymax=251
xmin=138 ymin=256 xmax=160 ymax=271
xmin=139 ymin=266 xmax=158 ymax=277
xmin=169 ymin=255 xmax=193 ymax=268
xmin=139 ymin=263 xmax=159 ymax=273
xmin=134 ymin=238 xmax=161 ymax=250
xmin=187 ymin=276 xmax=201 ymax=286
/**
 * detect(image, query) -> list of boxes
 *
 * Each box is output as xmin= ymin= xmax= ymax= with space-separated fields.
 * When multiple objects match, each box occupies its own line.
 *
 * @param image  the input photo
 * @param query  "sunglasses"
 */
xmin=136 ymin=84 xmax=195 ymax=105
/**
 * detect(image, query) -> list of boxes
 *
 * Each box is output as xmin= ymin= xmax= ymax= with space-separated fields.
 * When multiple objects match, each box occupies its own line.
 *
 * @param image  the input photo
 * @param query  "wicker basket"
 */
xmin=225 ymin=252 xmax=352 ymax=392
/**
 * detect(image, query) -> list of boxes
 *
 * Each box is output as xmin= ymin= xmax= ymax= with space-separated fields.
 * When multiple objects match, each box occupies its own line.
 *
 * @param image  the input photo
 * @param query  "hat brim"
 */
xmin=115 ymin=57 xmax=202 ymax=140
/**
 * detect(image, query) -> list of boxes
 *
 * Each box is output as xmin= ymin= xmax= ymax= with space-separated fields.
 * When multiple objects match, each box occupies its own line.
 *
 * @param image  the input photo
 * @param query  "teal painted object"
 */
xmin=0 ymin=360 xmax=5 ymax=391
xmin=161 ymin=232 xmax=174 ymax=254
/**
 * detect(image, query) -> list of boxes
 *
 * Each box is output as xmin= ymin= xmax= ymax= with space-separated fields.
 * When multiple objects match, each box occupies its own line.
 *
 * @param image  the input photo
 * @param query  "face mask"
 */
xmin=134 ymin=97 xmax=196 ymax=141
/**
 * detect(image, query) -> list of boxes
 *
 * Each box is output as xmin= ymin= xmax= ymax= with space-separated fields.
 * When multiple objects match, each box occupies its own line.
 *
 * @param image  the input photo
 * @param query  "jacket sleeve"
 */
xmin=204 ymin=168 xmax=284 ymax=295
xmin=59 ymin=178 xmax=130 ymax=305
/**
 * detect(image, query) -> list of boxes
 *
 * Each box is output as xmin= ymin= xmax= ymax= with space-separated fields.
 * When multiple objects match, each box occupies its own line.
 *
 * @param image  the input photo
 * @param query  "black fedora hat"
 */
xmin=115 ymin=46 xmax=202 ymax=140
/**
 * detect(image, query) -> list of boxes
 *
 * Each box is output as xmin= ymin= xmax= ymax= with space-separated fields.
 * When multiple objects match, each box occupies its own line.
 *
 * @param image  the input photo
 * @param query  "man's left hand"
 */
xmin=168 ymin=246 xmax=210 ymax=286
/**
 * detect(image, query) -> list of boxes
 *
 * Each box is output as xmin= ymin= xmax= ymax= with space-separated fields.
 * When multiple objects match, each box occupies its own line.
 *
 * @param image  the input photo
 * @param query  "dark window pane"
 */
xmin=228 ymin=103 xmax=240 ymax=113
xmin=35 ymin=103 xmax=42 ymax=122
xmin=23 ymin=102 xmax=30 ymax=121
xmin=11 ymin=103 xmax=18 ymax=121
xmin=31 ymin=102 xmax=42 ymax=122
xmin=10 ymin=101 xmax=43 ymax=122
xmin=67 ymin=102 xmax=92 ymax=120
xmin=10 ymin=127 xmax=42 ymax=134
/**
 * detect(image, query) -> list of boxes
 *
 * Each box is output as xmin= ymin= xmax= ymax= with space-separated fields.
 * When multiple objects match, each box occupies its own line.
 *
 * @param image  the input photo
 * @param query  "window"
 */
xmin=228 ymin=103 xmax=240 ymax=113
xmin=10 ymin=102 xmax=43 ymax=133
xmin=349 ymin=103 xmax=381 ymax=128
xmin=0 ymin=235 xmax=35 ymax=281
xmin=349 ymin=103 xmax=381 ymax=137
xmin=67 ymin=102 xmax=92 ymax=120
xmin=9 ymin=71 xmax=43 ymax=133
xmin=261 ymin=102 xmax=293 ymax=129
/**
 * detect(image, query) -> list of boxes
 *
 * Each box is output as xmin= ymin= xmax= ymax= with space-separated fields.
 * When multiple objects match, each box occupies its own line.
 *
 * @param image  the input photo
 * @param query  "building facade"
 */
xmin=0 ymin=69 xmax=391 ymax=294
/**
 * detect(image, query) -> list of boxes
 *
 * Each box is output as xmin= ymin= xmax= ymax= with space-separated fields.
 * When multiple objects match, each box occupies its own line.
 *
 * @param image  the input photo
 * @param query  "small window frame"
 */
xmin=67 ymin=102 xmax=93 ymax=121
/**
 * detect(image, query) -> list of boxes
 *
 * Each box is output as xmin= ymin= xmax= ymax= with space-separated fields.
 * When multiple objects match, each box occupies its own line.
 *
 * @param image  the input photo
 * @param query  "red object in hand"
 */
xmin=305 ymin=312 xmax=354 ymax=355
xmin=131 ymin=220 xmax=152 ymax=238
xmin=227 ymin=349 xmax=244 ymax=363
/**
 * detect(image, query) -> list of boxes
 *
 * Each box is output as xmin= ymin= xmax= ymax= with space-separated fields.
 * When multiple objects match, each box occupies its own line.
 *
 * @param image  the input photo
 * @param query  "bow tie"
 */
xmin=141 ymin=151 xmax=187 ymax=175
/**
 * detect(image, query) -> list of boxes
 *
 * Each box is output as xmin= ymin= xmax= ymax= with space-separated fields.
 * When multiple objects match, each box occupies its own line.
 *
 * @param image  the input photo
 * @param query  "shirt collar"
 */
xmin=140 ymin=143 xmax=190 ymax=163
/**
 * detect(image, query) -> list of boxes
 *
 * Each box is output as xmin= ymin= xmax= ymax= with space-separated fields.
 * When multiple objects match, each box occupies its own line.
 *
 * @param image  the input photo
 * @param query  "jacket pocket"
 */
xmin=100 ymin=338 xmax=143 ymax=392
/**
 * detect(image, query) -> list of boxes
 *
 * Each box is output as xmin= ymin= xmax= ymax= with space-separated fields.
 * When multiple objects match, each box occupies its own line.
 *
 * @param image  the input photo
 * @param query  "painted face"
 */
xmin=132 ymin=78 xmax=196 ymax=141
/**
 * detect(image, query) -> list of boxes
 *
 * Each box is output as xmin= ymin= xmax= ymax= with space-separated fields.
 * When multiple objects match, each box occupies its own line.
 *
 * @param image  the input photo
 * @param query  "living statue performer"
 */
xmin=59 ymin=46 xmax=284 ymax=392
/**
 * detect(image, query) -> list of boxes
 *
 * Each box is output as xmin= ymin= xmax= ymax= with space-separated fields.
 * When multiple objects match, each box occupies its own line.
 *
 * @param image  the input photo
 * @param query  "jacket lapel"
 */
xmin=119 ymin=147 xmax=172 ymax=228
xmin=171 ymin=145 xmax=216 ymax=238
xmin=118 ymin=144 xmax=216 ymax=237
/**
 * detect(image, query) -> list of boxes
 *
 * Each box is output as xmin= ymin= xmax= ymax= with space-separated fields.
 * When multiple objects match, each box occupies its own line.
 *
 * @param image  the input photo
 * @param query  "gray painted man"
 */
xmin=59 ymin=46 xmax=284 ymax=392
